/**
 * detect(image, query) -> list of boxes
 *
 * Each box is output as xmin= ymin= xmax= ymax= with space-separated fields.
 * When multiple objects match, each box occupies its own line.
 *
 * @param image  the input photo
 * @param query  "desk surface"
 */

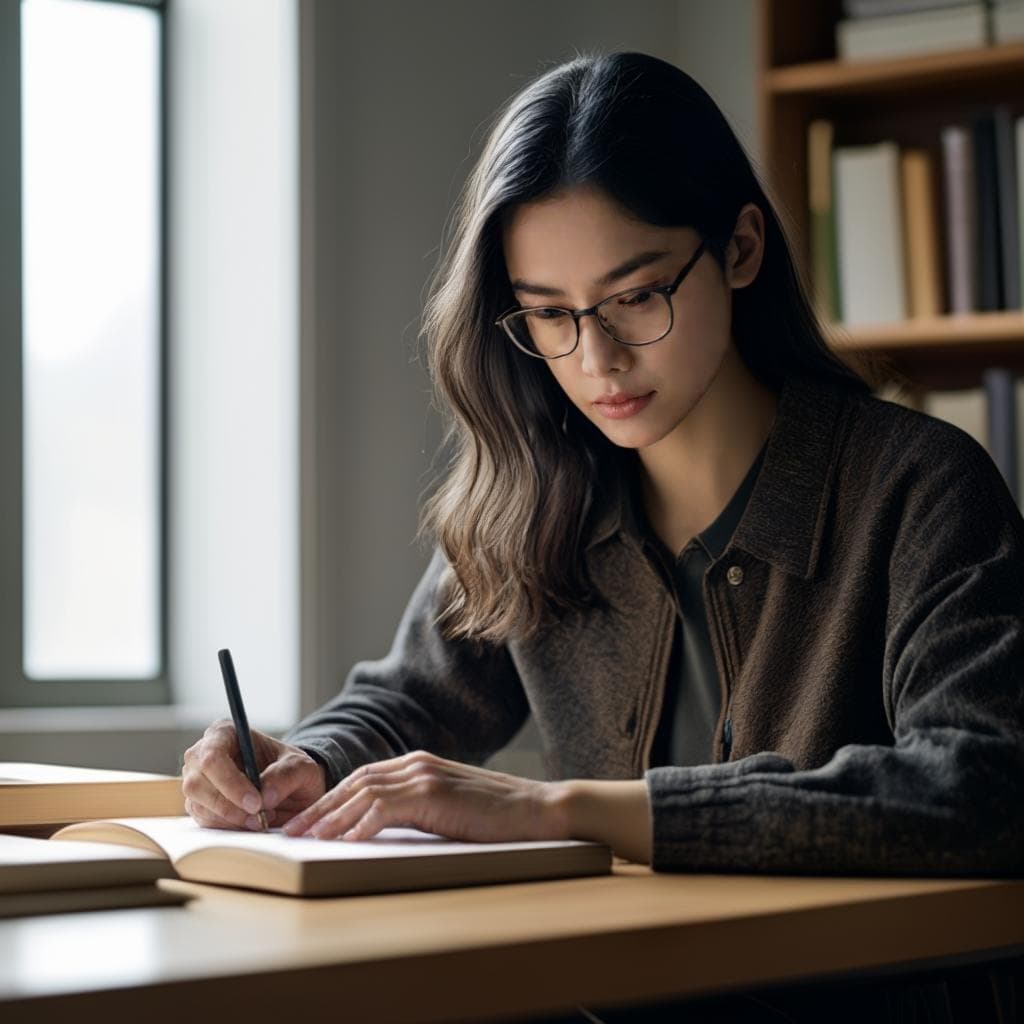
xmin=1 ymin=865 xmax=1022 ymax=1023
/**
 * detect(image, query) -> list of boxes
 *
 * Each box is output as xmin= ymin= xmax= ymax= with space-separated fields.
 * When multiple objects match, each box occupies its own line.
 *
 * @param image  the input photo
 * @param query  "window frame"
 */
xmin=1 ymin=0 xmax=171 ymax=707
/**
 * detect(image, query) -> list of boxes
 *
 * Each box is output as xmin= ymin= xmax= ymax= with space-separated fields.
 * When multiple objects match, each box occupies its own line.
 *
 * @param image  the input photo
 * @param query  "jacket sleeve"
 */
xmin=282 ymin=547 xmax=531 ymax=789
xmin=644 ymin=428 xmax=1024 ymax=876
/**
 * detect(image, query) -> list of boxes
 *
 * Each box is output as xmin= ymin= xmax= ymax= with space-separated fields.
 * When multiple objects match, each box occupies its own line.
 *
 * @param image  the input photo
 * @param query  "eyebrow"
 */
xmin=508 ymin=249 xmax=673 ymax=298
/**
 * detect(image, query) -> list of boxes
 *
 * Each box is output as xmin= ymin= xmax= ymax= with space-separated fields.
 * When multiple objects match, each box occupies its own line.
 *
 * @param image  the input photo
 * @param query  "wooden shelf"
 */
xmin=765 ymin=41 xmax=1024 ymax=97
xmin=824 ymin=314 xmax=1024 ymax=389
xmin=759 ymin=0 xmax=1024 ymax=394
xmin=827 ymin=312 xmax=1024 ymax=351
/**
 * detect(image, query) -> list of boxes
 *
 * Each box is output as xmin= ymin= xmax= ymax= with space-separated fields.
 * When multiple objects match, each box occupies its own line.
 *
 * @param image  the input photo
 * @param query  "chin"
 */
xmin=594 ymin=420 xmax=667 ymax=450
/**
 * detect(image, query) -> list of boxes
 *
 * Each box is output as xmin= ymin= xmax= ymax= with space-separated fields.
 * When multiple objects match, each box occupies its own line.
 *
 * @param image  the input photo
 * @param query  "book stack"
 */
xmin=808 ymin=110 xmax=1024 ymax=507
xmin=0 ymin=762 xmax=613 ymax=917
xmin=836 ymin=0 xmax=990 ymax=61
xmin=0 ymin=762 xmax=188 ymax=917
xmin=809 ymin=109 xmax=1023 ymax=327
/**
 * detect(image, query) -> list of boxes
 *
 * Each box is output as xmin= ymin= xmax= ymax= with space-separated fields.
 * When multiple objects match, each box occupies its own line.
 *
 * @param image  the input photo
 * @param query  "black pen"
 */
xmin=217 ymin=648 xmax=268 ymax=832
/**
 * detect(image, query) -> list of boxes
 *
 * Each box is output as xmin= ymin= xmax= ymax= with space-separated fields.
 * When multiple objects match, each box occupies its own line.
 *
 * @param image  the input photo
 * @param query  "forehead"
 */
xmin=501 ymin=185 xmax=692 ymax=284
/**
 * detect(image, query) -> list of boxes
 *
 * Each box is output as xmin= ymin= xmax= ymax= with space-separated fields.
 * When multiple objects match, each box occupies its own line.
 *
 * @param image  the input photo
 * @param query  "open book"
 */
xmin=51 ymin=816 xmax=613 ymax=897
xmin=0 ymin=762 xmax=185 ymax=829
xmin=0 ymin=833 xmax=187 ymax=918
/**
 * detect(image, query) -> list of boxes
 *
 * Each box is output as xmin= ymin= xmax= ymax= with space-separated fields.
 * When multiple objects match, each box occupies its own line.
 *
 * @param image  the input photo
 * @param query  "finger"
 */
xmin=308 ymin=781 xmax=421 ymax=840
xmin=281 ymin=785 xmax=349 ymax=836
xmin=259 ymin=750 xmax=323 ymax=811
xmin=188 ymin=728 xmax=266 ymax=818
xmin=184 ymin=795 xmax=250 ymax=831
xmin=281 ymin=761 xmax=408 ymax=835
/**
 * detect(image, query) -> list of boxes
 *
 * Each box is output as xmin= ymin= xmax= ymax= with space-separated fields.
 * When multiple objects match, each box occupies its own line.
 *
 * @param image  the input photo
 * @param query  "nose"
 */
xmin=577 ymin=314 xmax=631 ymax=378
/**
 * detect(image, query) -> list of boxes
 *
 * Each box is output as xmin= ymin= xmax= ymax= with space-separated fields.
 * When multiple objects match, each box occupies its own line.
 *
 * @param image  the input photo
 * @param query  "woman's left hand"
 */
xmin=278 ymin=750 xmax=568 ymax=843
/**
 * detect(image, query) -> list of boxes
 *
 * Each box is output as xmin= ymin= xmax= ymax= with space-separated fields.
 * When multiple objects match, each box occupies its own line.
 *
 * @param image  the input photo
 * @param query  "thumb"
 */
xmin=259 ymin=749 xmax=324 ymax=811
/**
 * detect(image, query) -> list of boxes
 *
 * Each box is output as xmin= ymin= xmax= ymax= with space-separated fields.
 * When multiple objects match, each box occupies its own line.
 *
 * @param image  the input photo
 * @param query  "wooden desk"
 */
xmin=0 ymin=865 xmax=1021 ymax=1023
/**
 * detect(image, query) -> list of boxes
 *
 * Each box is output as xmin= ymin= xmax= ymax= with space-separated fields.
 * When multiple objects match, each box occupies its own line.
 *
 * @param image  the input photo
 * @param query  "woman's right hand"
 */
xmin=181 ymin=719 xmax=327 ymax=830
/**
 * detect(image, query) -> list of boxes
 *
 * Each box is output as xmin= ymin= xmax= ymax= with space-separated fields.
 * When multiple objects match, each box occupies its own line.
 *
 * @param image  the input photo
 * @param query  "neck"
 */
xmin=638 ymin=345 xmax=778 ymax=556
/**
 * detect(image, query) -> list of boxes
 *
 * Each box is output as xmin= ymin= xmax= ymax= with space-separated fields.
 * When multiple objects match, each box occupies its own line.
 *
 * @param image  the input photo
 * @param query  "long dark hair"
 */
xmin=418 ymin=50 xmax=888 ymax=644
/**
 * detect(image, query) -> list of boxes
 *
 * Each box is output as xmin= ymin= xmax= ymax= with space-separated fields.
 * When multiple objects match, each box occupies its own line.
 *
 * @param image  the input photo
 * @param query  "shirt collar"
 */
xmin=584 ymin=371 xmax=852 ymax=580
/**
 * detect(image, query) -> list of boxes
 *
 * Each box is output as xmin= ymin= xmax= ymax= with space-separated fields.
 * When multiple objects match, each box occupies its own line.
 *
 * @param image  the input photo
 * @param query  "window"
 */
xmin=1 ymin=0 xmax=168 ymax=706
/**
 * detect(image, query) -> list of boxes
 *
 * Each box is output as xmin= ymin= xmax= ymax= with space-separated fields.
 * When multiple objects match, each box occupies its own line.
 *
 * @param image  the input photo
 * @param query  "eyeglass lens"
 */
xmin=505 ymin=288 xmax=671 ymax=357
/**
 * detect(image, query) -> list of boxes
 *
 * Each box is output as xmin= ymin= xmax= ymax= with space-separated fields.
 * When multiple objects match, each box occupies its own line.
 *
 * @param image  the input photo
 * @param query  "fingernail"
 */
xmin=263 ymin=786 xmax=278 ymax=808
xmin=242 ymin=794 xmax=260 ymax=814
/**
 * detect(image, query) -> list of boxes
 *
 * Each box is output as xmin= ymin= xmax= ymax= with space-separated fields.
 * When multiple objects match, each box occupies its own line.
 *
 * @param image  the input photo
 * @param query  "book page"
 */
xmin=62 ymin=816 xmax=604 ymax=864
xmin=1 ymin=834 xmax=165 ymax=866
xmin=0 ymin=762 xmax=176 ymax=784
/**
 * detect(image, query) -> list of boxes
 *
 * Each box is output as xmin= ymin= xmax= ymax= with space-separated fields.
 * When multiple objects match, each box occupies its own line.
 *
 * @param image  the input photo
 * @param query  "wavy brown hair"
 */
xmin=418 ymin=50 xmax=890 ymax=645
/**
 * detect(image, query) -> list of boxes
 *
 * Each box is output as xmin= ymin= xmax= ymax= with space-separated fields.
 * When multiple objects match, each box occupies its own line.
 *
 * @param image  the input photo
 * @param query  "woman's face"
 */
xmin=501 ymin=185 xmax=758 ymax=451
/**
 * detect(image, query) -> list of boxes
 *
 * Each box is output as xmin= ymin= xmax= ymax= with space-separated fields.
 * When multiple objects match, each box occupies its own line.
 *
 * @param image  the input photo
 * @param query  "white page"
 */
xmin=0 ymin=762 xmax=174 ymax=784
xmin=0 ymin=834 xmax=163 ymax=865
xmin=89 ymin=817 xmax=600 ymax=863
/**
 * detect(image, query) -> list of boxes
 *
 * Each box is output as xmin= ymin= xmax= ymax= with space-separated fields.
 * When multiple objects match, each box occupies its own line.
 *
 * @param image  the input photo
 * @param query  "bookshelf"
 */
xmin=756 ymin=0 xmax=1024 ymax=392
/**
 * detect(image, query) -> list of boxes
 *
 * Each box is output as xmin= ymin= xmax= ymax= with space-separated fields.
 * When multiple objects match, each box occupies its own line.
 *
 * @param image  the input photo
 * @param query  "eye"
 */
xmin=530 ymin=308 xmax=570 ymax=320
xmin=619 ymin=289 xmax=655 ymax=308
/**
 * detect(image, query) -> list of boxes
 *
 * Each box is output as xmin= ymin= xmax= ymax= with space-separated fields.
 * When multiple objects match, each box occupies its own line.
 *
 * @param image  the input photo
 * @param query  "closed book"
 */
xmin=0 ymin=833 xmax=184 ymax=919
xmin=843 ymin=0 xmax=978 ymax=16
xmin=808 ymin=119 xmax=842 ymax=323
xmin=0 ymin=762 xmax=185 ymax=828
xmin=922 ymin=387 xmax=988 ymax=448
xmin=836 ymin=3 xmax=988 ymax=60
xmin=940 ymin=125 xmax=977 ymax=313
xmin=833 ymin=141 xmax=907 ymax=326
xmin=1019 ymin=117 xmax=1024 ymax=306
xmin=972 ymin=112 xmax=1003 ymax=311
xmin=983 ymin=367 xmax=1020 ymax=499
xmin=993 ymin=106 xmax=1021 ymax=311
xmin=992 ymin=1 xmax=1024 ymax=42
xmin=900 ymin=149 xmax=944 ymax=317
xmin=51 ymin=816 xmax=613 ymax=897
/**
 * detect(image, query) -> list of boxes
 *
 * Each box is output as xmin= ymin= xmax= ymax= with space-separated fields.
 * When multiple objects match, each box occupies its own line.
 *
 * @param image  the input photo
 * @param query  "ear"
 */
xmin=724 ymin=202 xmax=765 ymax=290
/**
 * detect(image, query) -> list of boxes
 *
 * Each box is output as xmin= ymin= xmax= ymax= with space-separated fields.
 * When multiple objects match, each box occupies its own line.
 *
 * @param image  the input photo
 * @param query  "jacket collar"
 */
xmin=584 ymin=371 xmax=852 ymax=580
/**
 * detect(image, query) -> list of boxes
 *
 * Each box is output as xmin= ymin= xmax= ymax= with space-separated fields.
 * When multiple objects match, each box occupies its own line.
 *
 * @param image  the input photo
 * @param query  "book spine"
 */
xmin=983 ymin=367 xmax=1020 ymax=501
xmin=972 ymin=112 xmax=1004 ymax=311
xmin=834 ymin=142 xmax=907 ymax=326
xmin=808 ymin=120 xmax=841 ymax=323
xmin=900 ymin=149 xmax=943 ymax=317
xmin=994 ymin=106 xmax=1021 ymax=311
xmin=941 ymin=125 xmax=977 ymax=314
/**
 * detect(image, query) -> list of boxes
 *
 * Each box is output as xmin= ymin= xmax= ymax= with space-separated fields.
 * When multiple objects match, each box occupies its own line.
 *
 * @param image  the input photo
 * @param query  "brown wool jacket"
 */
xmin=285 ymin=370 xmax=1024 ymax=875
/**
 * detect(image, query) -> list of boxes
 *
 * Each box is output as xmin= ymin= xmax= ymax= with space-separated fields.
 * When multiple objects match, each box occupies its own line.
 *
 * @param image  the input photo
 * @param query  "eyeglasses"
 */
xmin=495 ymin=239 xmax=707 ymax=360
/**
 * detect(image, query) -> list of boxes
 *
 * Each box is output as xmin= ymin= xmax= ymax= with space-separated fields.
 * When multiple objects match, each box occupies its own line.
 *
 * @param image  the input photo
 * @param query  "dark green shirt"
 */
xmin=628 ymin=439 xmax=769 ymax=768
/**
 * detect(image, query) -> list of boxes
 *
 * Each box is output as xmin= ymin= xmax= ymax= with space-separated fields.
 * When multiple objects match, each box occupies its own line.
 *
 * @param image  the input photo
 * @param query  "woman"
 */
xmin=182 ymin=51 xmax=1023 ymax=1021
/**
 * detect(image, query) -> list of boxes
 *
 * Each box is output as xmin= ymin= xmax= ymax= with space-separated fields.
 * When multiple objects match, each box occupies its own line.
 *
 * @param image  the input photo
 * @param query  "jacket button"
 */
xmin=726 ymin=565 xmax=744 ymax=586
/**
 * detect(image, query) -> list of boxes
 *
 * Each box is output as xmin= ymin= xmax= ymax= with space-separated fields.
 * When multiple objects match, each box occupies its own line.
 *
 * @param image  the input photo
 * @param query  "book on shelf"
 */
xmin=941 ymin=124 xmax=979 ymax=313
xmin=833 ymin=140 xmax=908 ymax=326
xmin=875 ymin=375 xmax=1024 ymax=507
xmin=0 ymin=833 xmax=187 ymax=919
xmin=836 ymin=2 xmax=989 ymax=62
xmin=808 ymin=119 xmax=842 ymax=323
xmin=901 ymin=148 xmax=944 ymax=317
xmin=992 ymin=1 xmax=1024 ymax=45
xmin=48 ymin=816 xmax=614 ymax=898
xmin=0 ymin=762 xmax=185 ymax=830
xmin=811 ymin=108 xmax=1024 ymax=325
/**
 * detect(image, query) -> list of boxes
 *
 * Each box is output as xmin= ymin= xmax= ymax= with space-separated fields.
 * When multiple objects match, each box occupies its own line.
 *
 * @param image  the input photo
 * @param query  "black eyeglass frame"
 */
xmin=495 ymin=239 xmax=708 ymax=360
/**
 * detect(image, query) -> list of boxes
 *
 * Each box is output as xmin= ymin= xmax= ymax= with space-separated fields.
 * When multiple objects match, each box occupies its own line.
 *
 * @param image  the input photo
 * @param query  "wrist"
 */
xmin=543 ymin=779 xmax=653 ymax=864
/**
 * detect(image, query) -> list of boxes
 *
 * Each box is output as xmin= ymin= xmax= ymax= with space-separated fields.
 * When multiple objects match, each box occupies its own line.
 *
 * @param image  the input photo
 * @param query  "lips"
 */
xmin=594 ymin=391 xmax=651 ymax=406
xmin=591 ymin=390 xmax=654 ymax=420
